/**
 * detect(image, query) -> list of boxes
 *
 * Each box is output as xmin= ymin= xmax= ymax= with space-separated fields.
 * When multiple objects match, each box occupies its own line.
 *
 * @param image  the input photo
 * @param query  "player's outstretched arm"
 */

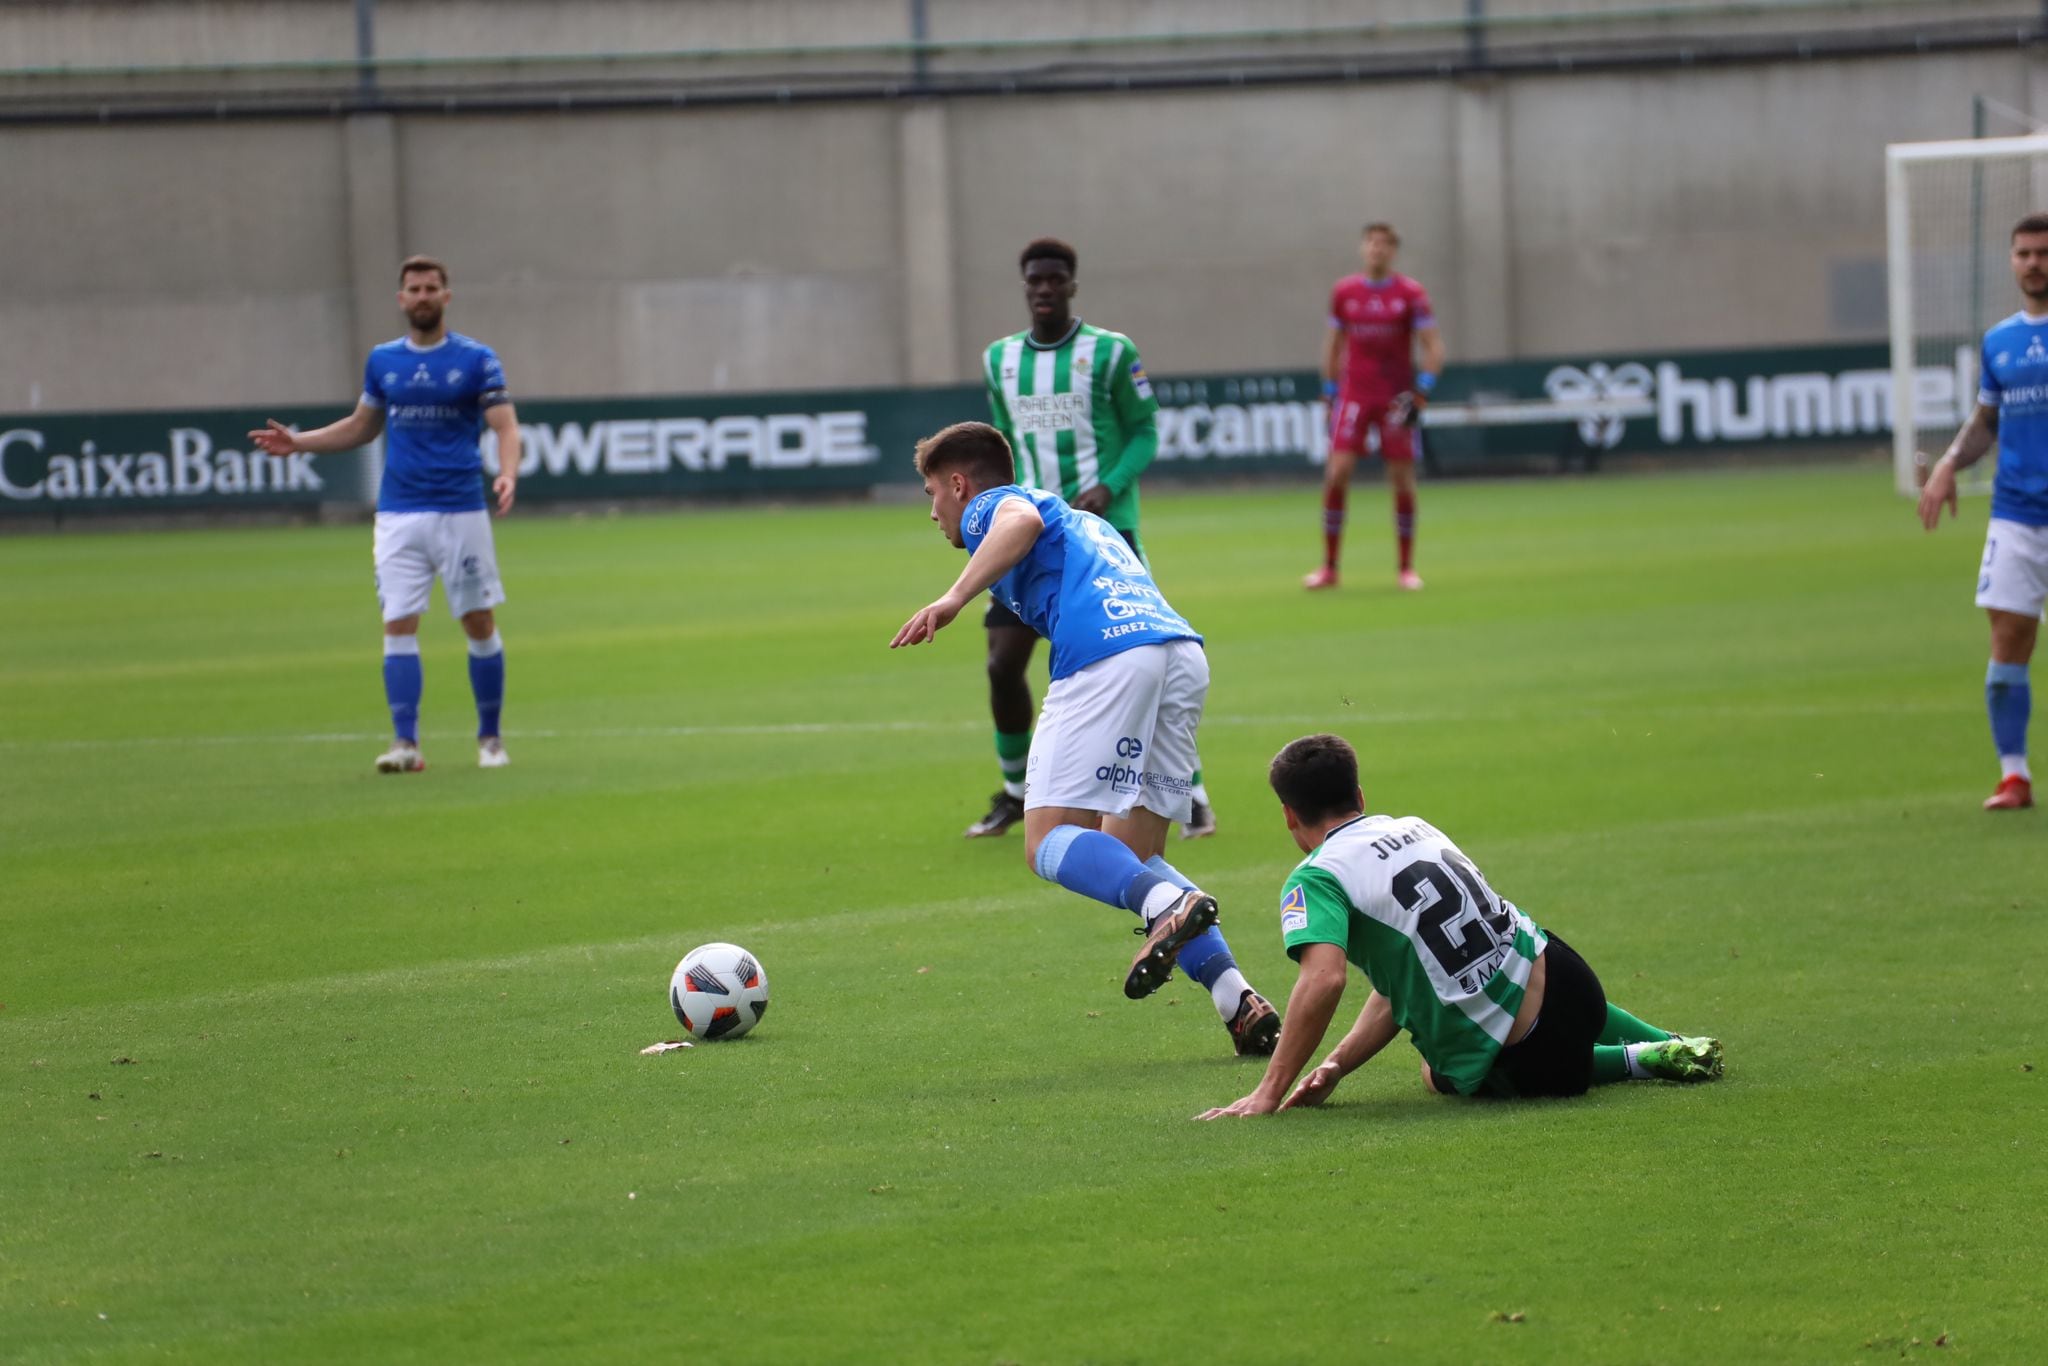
xmin=890 ymin=499 xmax=1044 ymax=649
xmin=247 ymin=399 xmax=385 ymax=458
xmin=1280 ymin=988 xmax=1398 ymax=1110
xmin=1918 ymin=402 xmax=1997 ymax=530
xmin=1196 ymin=943 xmax=1348 ymax=1120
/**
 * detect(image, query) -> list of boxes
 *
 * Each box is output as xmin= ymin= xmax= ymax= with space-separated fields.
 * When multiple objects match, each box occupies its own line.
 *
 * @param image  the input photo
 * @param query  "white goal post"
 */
xmin=1886 ymin=133 xmax=2048 ymax=496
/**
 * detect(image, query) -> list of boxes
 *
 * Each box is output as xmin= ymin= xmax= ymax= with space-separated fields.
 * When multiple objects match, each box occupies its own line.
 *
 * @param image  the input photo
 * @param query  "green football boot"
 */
xmin=1637 ymin=1035 xmax=1724 ymax=1082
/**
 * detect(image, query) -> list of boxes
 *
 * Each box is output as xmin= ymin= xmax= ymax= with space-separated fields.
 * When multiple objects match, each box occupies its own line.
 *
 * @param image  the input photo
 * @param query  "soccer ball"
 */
xmin=669 ymin=942 xmax=769 ymax=1042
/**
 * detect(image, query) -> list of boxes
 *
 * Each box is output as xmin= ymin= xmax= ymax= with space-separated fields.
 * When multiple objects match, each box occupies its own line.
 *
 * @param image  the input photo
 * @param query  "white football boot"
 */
xmin=478 ymin=736 xmax=510 ymax=769
xmin=375 ymin=740 xmax=425 ymax=774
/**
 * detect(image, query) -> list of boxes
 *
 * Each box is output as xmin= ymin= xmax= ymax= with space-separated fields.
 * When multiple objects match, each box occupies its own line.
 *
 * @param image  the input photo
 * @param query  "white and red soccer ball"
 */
xmin=669 ymin=942 xmax=769 ymax=1042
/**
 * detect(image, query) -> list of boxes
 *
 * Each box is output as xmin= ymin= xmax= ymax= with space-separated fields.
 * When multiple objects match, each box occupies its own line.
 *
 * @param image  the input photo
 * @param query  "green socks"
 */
xmin=1590 ymin=1046 xmax=1633 ymax=1086
xmin=1598 ymin=1003 xmax=1671 ymax=1047
xmin=995 ymin=728 xmax=1032 ymax=799
xmin=1588 ymin=1004 xmax=1673 ymax=1085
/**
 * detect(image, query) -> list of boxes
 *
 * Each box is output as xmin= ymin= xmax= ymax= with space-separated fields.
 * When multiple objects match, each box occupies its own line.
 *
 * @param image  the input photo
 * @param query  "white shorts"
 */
xmin=1975 ymin=518 xmax=2048 ymax=618
xmin=1026 ymin=639 xmax=1208 ymax=823
xmin=373 ymin=510 xmax=505 ymax=622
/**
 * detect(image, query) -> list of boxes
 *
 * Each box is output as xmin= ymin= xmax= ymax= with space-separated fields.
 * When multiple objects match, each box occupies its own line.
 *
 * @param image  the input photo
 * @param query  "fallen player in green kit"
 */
xmin=1199 ymin=734 xmax=1722 ymax=1119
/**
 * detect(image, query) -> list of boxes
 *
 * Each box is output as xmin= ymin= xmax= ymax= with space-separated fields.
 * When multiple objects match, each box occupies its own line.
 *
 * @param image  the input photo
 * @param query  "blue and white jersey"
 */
xmin=1978 ymin=312 xmax=2048 ymax=526
xmin=361 ymin=333 xmax=510 ymax=513
xmin=961 ymin=485 xmax=1201 ymax=680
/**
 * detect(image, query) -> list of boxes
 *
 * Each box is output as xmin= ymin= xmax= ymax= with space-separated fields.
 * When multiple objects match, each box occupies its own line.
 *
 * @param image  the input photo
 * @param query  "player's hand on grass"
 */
xmin=248 ymin=420 xmax=302 ymax=458
xmin=1195 ymin=1090 xmax=1281 ymax=1120
xmin=1279 ymin=1059 xmax=1344 ymax=1110
xmin=891 ymin=594 xmax=965 ymax=648
xmin=493 ymin=470 xmax=517 ymax=516
xmin=1072 ymin=485 xmax=1111 ymax=516
xmin=1917 ymin=455 xmax=1958 ymax=530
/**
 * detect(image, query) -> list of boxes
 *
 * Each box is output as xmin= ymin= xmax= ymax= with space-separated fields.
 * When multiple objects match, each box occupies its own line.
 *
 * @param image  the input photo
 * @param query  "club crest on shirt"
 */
xmin=1280 ymin=883 xmax=1308 ymax=933
xmin=446 ymin=368 xmax=465 ymax=385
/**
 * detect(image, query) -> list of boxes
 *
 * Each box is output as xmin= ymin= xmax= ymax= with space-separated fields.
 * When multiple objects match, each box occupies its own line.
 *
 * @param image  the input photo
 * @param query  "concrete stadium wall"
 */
xmin=0 ymin=1 xmax=2002 ymax=66
xmin=0 ymin=2 xmax=2042 ymax=411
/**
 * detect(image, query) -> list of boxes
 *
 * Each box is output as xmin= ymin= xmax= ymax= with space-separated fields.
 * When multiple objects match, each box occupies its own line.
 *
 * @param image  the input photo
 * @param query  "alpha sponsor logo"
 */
xmin=1115 ymin=737 xmax=1144 ymax=760
xmin=0 ymin=426 xmax=321 ymax=503
xmin=489 ymin=410 xmax=877 ymax=479
xmin=1094 ymin=762 xmax=1144 ymax=788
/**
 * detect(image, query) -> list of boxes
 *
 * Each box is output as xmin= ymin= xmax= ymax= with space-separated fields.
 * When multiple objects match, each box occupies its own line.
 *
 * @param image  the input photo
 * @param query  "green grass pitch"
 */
xmin=2 ymin=465 xmax=2041 ymax=1363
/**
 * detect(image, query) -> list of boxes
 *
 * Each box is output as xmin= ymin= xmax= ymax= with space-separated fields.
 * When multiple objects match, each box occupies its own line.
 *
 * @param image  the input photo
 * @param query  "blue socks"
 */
xmin=1988 ymin=660 xmax=2031 ymax=778
xmin=1032 ymin=826 xmax=1178 ymax=917
xmin=468 ymin=631 xmax=506 ymax=738
xmin=382 ymin=635 xmax=422 ymax=743
xmin=1146 ymin=855 xmax=1253 ymax=1017
xmin=383 ymin=631 xmax=507 ymax=745
xmin=1031 ymin=829 xmax=1256 ymax=1021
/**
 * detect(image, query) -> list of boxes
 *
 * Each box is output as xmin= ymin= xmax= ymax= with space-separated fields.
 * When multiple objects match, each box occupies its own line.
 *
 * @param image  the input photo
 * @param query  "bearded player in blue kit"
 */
xmin=891 ymin=421 xmax=1280 ymax=1054
xmin=1920 ymin=213 xmax=2048 ymax=811
xmin=251 ymin=255 xmax=519 ymax=774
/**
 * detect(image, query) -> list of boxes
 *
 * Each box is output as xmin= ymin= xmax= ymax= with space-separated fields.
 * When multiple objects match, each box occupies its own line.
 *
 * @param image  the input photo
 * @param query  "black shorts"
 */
xmin=983 ymin=524 xmax=1144 ymax=631
xmin=1434 ymin=935 xmax=1608 ymax=1099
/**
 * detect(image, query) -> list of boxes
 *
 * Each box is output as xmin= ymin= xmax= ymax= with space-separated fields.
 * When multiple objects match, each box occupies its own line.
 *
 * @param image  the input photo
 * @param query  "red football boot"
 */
xmin=1303 ymin=566 xmax=1339 ymax=591
xmin=1984 ymin=775 xmax=2034 ymax=810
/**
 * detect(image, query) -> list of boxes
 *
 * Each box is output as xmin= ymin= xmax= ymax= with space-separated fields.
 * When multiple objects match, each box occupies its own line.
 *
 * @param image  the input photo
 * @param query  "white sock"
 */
xmin=2001 ymin=754 xmax=2032 ymax=782
xmin=1138 ymin=881 xmax=1187 ymax=927
xmin=1002 ymin=779 xmax=1026 ymax=800
xmin=383 ymin=634 xmax=420 ymax=657
xmin=1191 ymin=781 xmax=1212 ymax=805
xmin=466 ymin=630 xmax=504 ymax=659
xmin=1623 ymin=1041 xmax=1654 ymax=1079
xmin=1208 ymin=966 xmax=1252 ymax=1019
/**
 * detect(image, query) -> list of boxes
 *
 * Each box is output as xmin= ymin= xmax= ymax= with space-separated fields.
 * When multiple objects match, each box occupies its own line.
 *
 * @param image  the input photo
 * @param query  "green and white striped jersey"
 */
xmin=1279 ymin=815 xmax=1549 ymax=1096
xmin=982 ymin=321 xmax=1161 ymax=534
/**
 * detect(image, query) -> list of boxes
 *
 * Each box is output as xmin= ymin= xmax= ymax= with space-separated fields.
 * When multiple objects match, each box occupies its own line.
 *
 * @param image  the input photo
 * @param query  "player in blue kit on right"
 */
xmin=891 ymin=421 xmax=1280 ymax=1055
xmin=252 ymin=255 xmax=520 ymax=774
xmin=1920 ymin=213 xmax=2048 ymax=810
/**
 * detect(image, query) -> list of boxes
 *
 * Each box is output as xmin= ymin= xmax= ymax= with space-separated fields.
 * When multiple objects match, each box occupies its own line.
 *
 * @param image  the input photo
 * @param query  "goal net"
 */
xmin=1886 ymin=133 xmax=2048 ymax=495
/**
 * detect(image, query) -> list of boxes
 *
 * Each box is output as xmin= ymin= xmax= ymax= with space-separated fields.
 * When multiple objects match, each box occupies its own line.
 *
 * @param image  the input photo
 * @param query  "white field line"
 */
xmin=0 ymin=699 xmax=1957 ymax=754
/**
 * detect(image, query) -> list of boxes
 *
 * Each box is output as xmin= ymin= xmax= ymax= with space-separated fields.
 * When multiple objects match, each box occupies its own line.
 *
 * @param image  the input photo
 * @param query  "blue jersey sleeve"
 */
xmin=361 ymin=352 xmax=385 ymax=409
xmin=477 ymin=346 xmax=510 ymax=408
xmin=961 ymin=486 xmax=1026 ymax=553
xmin=1981 ymin=334 xmax=2004 ymax=408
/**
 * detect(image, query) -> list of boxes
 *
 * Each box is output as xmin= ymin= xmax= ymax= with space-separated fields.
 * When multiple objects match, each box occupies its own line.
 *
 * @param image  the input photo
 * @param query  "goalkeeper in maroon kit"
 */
xmin=1306 ymin=223 xmax=1444 ymax=591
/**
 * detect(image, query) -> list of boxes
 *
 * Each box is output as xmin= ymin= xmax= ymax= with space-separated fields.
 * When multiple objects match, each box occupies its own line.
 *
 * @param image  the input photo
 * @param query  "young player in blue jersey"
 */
xmin=890 ymin=421 xmax=1281 ymax=1055
xmin=251 ymin=255 xmax=519 ymax=773
xmin=1920 ymin=213 xmax=2048 ymax=811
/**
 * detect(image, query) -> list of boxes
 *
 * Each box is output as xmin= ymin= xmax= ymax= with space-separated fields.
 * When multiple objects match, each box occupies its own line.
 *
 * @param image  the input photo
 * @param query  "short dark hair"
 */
xmin=1019 ymin=237 xmax=1078 ymax=275
xmin=2014 ymin=214 xmax=2048 ymax=241
xmin=1363 ymin=222 xmax=1400 ymax=245
xmin=399 ymin=254 xmax=449 ymax=285
xmin=914 ymin=421 xmax=1016 ymax=488
xmin=1269 ymin=733 xmax=1364 ymax=824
